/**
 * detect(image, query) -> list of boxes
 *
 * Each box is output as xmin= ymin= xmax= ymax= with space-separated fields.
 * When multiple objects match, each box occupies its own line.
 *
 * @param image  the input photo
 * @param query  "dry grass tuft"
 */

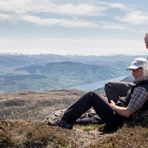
xmin=0 ymin=120 xmax=100 ymax=147
xmin=89 ymin=125 xmax=148 ymax=148
xmin=0 ymin=120 xmax=148 ymax=147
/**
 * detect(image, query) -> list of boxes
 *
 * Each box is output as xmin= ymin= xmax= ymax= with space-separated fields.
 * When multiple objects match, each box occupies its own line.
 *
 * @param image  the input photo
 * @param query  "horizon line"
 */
xmin=0 ymin=52 xmax=146 ymax=57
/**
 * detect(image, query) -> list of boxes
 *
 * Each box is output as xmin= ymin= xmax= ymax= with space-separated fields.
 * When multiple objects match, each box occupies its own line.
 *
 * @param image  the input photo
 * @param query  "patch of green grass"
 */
xmin=76 ymin=124 xmax=99 ymax=133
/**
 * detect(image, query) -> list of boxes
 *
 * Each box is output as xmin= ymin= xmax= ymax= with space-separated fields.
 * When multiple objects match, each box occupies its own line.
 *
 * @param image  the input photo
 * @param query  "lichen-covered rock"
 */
xmin=43 ymin=109 xmax=66 ymax=124
xmin=43 ymin=108 xmax=103 ymax=125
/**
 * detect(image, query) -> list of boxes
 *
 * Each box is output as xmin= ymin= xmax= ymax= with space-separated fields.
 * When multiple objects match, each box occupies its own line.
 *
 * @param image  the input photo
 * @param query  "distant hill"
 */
xmin=0 ymin=54 xmax=145 ymax=93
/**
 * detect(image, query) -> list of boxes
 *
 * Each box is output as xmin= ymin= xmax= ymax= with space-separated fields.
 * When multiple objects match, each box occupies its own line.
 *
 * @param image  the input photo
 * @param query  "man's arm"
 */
xmin=110 ymin=86 xmax=148 ymax=117
xmin=110 ymin=100 xmax=133 ymax=117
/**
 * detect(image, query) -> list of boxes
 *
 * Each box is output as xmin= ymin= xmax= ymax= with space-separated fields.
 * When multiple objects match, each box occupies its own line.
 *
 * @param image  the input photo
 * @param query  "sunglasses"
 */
xmin=131 ymin=67 xmax=142 ymax=73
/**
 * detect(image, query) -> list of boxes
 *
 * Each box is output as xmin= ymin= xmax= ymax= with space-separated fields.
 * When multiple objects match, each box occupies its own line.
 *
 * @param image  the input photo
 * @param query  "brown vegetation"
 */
xmin=0 ymin=89 xmax=148 ymax=147
xmin=0 ymin=120 xmax=102 ymax=147
xmin=0 ymin=89 xmax=84 ymax=121
xmin=0 ymin=120 xmax=148 ymax=147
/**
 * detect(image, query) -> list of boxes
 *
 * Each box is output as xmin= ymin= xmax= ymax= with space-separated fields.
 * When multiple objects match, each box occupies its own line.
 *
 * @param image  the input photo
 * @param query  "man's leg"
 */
xmin=61 ymin=92 xmax=123 ymax=127
xmin=105 ymin=81 xmax=134 ymax=103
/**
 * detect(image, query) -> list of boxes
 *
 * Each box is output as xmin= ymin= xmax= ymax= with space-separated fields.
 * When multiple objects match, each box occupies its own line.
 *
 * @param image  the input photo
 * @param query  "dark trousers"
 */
xmin=62 ymin=92 xmax=123 ymax=126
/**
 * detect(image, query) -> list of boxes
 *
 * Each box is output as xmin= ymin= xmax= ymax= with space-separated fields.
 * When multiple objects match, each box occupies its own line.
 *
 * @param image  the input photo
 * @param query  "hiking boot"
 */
xmin=58 ymin=119 xmax=73 ymax=129
xmin=48 ymin=119 xmax=73 ymax=129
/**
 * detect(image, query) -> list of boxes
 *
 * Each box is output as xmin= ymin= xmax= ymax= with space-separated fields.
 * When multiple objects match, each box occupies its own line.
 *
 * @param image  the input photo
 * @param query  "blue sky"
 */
xmin=0 ymin=0 xmax=148 ymax=55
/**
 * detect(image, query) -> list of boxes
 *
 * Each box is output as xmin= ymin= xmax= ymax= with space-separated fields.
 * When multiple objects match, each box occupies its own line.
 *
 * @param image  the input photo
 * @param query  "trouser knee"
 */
xmin=85 ymin=91 xmax=98 ymax=98
xmin=82 ymin=91 xmax=98 ymax=103
xmin=85 ymin=91 xmax=104 ymax=103
xmin=104 ymin=82 xmax=112 ymax=92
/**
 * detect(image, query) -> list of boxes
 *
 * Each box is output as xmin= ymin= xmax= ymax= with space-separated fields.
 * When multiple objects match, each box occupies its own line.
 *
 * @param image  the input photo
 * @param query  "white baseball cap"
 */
xmin=128 ymin=57 xmax=148 ymax=70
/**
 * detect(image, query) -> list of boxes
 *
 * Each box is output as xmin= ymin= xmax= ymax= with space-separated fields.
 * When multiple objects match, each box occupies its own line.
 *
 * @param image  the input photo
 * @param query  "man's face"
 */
xmin=131 ymin=68 xmax=144 ymax=81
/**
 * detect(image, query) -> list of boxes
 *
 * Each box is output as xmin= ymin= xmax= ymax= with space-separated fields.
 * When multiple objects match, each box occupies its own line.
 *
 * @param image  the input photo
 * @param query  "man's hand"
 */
xmin=109 ymin=100 xmax=116 ymax=110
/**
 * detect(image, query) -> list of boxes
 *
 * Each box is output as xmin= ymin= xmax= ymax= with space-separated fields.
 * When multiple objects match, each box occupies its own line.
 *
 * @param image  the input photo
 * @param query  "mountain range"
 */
xmin=0 ymin=54 xmax=145 ymax=93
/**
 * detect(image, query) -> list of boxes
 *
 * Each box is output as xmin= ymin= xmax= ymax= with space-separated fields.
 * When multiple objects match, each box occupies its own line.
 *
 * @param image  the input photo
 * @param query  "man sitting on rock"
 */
xmin=48 ymin=58 xmax=148 ymax=133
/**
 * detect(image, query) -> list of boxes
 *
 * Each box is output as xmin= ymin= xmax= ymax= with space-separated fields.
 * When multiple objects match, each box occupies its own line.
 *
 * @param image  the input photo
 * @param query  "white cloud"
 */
xmin=99 ymin=21 xmax=127 ymax=30
xmin=43 ymin=3 xmax=105 ymax=16
xmin=0 ymin=13 xmax=11 ymax=20
xmin=21 ymin=15 xmax=98 ymax=28
xmin=117 ymin=10 xmax=148 ymax=25
xmin=0 ymin=0 xmax=104 ymax=28
xmin=0 ymin=0 xmax=147 ymax=30
xmin=98 ymin=2 xmax=148 ymax=26
xmin=103 ymin=2 xmax=148 ymax=25
xmin=0 ymin=0 xmax=31 ymax=14
xmin=101 ymin=2 xmax=129 ymax=11
xmin=0 ymin=0 xmax=104 ymax=16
